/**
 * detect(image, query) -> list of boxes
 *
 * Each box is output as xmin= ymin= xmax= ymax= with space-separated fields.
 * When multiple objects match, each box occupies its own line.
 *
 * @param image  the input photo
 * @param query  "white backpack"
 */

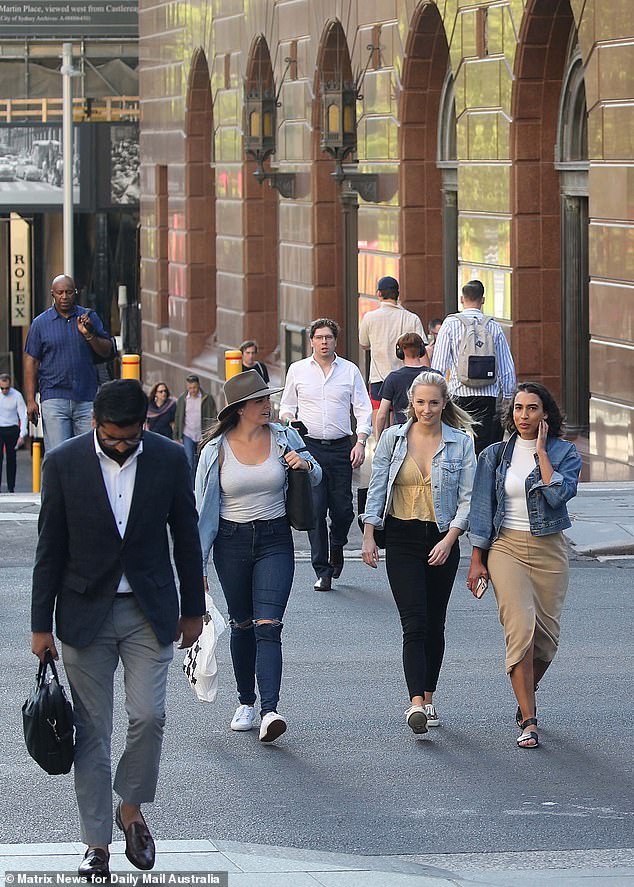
xmin=453 ymin=313 xmax=496 ymax=388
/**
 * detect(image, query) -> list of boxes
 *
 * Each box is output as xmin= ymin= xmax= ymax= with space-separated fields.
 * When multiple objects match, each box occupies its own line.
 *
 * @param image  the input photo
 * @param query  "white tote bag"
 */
xmin=182 ymin=593 xmax=227 ymax=703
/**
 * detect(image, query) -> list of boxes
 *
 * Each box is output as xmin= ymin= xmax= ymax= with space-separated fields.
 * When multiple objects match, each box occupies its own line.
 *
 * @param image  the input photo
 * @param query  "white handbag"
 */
xmin=182 ymin=593 xmax=227 ymax=703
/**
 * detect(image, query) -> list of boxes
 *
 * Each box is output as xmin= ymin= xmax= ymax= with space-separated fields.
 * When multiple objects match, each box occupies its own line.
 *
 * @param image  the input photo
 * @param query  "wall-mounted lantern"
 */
xmin=319 ymin=44 xmax=381 ymax=203
xmin=244 ymin=58 xmax=296 ymax=199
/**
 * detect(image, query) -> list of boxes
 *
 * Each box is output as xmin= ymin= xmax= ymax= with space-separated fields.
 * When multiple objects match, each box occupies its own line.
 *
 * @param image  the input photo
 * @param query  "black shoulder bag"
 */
xmin=22 ymin=650 xmax=75 ymax=775
xmin=284 ymin=439 xmax=316 ymax=531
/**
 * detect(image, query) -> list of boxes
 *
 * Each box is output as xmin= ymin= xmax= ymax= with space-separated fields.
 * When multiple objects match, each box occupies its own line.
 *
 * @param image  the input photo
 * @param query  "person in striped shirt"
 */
xmin=431 ymin=280 xmax=516 ymax=454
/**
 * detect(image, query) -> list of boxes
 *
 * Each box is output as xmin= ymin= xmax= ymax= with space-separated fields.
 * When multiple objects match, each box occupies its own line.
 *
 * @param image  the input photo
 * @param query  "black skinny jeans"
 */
xmin=385 ymin=516 xmax=460 ymax=699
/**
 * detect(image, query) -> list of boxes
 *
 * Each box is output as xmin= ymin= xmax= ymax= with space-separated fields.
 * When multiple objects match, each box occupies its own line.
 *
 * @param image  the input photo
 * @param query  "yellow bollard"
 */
xmin=32 ymin=441 xmax=41 ymax=493
xmin=225 ymin=349 xmax=243 ymax=381
xmin=122 ymin=353 xmax=141 ymax=380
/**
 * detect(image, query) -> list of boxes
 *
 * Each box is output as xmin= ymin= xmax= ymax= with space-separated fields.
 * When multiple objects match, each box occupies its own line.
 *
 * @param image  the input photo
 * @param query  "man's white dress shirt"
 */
xmin=280 ymin=355 xmax=372 ymax=440
xmin=0 ymin=387 xmax=27 ymax=435
xmin=94 ymin=431 xmax=143 ymax=594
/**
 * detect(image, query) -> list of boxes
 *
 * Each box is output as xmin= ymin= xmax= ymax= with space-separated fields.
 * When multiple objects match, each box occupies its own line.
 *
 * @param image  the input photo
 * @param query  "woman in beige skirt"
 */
xmin=467 ymin=383 xmax=581 ymax=749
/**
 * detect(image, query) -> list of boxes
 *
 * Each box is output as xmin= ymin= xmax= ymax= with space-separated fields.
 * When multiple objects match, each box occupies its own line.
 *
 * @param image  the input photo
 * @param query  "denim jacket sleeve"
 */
xmin=449 ymin=434 xmax=477 ymax=532
xmin=529 ymin=441 xmax=581 ymax=508
xmin=195 ymin=440 xmax=220 ymax=577
xmin=467 ymin=444 xmax=499 ymax=550
xmin=362 ymin=427 xmax=398 ymax=527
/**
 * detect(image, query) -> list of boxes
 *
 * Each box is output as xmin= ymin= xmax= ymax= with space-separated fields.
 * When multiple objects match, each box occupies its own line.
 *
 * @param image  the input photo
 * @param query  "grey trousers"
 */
xmin=62 ymin=596 xmax=173 ymax=846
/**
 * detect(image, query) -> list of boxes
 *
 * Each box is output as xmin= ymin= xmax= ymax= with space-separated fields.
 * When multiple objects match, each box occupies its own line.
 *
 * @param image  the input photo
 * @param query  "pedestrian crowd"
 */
xmin=21 ymin=272 xmax=581 ymax=879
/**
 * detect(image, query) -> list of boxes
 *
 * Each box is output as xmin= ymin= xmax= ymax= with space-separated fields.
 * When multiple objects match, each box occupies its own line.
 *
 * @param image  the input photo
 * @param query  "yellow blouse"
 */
xmin=389 ymin=453 xmax=436 ymax=522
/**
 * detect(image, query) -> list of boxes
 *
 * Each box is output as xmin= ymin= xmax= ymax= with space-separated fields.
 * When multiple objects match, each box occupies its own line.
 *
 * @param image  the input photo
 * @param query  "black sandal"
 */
xmin=516 ymin=704 xmax=537 ymax=727
xmin=517 ymin=717 xmax=539 ymax=748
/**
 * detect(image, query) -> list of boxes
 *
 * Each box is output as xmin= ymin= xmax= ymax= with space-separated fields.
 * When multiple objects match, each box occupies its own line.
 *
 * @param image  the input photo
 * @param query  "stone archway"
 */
xmin=183 ymin=48 xmax=216 ymax=363
xmin=511 ymin=0 xmax=578 ymax=401
xmin=399 ymin=1 xmax=452 ymax=324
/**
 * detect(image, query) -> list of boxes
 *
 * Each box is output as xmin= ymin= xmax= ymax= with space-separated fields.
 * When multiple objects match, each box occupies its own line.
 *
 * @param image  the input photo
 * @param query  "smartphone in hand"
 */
xmin=290 ymin=420 xmax=308 ymax=437
xmin=474 ymin=576 xmax=488 ymax=599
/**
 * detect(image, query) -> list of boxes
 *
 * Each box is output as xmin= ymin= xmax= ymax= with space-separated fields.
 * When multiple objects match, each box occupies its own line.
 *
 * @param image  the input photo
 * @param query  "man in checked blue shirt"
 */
xmin=432 ymin=280 xmax=516 ymax=455
xmin=24 ymin=275 xmax=113 ymax=452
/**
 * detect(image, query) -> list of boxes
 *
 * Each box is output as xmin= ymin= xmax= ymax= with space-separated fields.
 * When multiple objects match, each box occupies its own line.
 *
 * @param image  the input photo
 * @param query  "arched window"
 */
xmin=437 ymin=70 xmax=457 ymax=164
xmin=437 ymin=69 xmax=458 ymax=313
xmin=556 ymin=39 xmax=589 ymax=434
xmin=556 ymin=50 xmax=588 ymax=166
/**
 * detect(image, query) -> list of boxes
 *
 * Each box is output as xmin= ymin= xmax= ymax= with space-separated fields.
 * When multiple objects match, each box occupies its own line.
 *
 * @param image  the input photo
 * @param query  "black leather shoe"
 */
xmin=329 ymin=546 xmax=344 ymax=579
xmin=115 ymin=803 xmax=156 ymax=871
xmin=314 ymin=576 xmax=332 ymax=591
xmin=78 ymin=847 xmax=110 ymax=880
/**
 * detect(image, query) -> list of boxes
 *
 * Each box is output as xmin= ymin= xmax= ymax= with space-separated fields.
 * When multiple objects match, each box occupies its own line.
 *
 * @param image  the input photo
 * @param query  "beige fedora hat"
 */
xmin=218 ymin=369 xmax=284 ymax=421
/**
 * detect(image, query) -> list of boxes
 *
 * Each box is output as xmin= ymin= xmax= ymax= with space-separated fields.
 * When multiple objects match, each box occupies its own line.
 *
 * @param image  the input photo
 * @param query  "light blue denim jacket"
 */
xmin=468 ymin=433 xmax=581 ymax=550
xmin=195 ymin=423 xmax=322 ymax=575
xmin=361 ymin=420 xmax=476 ymax=533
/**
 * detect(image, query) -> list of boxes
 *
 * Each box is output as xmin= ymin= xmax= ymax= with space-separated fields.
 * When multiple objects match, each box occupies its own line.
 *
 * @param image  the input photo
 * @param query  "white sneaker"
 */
xmin=405 ymin=704 xmax=428 ymax=734
xmin=230 ymin=704 xmax=256 ymax=731
xmin=259 ymin=711 xmax=287 ymax=742
xmin=424 ymin=703 xmax=440 ymax=727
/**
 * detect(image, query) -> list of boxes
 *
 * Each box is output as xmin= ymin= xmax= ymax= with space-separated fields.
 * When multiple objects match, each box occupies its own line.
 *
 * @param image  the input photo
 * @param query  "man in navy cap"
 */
xmin=359 ymin=276 xmax=426 ymax=435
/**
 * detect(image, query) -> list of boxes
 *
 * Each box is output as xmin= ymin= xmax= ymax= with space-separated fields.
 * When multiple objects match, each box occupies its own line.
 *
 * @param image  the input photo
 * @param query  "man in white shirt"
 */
xmin=359 ymin=276 xmax=426 ymax=434
xmin=0 ymin=373 xmax=28 ymax=492
xmin=280 ymin=318 xmax=372 ymax=591
xmin=431 ymin=280 xmax=517 ymax=454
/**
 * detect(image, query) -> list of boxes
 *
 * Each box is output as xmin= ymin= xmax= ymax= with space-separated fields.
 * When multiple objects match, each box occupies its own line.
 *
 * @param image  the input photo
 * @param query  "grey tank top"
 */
xmin=219 ymin=430 xmax=286 ymax=522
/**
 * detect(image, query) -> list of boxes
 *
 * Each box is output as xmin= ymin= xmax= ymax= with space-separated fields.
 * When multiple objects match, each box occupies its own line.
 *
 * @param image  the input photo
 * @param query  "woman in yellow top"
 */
xmin=361 ymin=371 xmax=476 ymax=735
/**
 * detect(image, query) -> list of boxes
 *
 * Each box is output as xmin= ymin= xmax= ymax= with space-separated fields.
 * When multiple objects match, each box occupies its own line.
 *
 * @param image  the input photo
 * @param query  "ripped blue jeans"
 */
xmin=213 ymin=516 xmax=294 ymax=715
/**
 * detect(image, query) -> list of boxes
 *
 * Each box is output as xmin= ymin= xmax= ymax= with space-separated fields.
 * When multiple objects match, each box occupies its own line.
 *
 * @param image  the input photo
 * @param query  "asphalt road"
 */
xmin=2 ymin=517 xmax=633 ymax=857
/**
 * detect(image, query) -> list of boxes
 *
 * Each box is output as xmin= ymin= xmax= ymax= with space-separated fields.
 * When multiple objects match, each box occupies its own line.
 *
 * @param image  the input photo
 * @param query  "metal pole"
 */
xmin=61 ymin=43 xmax=74 ymax=277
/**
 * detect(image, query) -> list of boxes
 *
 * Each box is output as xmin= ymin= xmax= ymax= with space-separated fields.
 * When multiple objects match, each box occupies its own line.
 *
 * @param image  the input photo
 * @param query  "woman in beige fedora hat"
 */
xmin=196 ymin=370 xmax=322 ymax=742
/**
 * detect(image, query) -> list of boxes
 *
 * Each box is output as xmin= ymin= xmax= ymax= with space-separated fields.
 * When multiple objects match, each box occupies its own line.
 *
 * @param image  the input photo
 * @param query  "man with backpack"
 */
xmin=431 ymin=280 xmax=516 ymax=454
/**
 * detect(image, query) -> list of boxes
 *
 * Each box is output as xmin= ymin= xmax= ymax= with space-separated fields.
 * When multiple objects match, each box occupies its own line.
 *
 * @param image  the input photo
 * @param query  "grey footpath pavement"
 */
xmin=1 ymin=841 xmax=634 ymax=886
xmin=2 ymin=463 xmax=634 ymax=885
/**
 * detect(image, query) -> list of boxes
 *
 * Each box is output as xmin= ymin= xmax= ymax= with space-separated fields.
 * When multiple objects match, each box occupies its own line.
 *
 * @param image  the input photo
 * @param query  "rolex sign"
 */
xmin=10 ymin=213 xmax=31 ymax=327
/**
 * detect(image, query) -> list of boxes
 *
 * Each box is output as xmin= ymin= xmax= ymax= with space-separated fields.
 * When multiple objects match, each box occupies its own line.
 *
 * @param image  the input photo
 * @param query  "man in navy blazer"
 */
xmin=31 ymin=379 xmax=205 ymax=880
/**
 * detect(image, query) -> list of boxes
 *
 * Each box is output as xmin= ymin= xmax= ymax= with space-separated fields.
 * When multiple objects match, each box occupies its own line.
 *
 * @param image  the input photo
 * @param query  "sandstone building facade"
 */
xmin=139 ymin=0 xmax=634 ymax=477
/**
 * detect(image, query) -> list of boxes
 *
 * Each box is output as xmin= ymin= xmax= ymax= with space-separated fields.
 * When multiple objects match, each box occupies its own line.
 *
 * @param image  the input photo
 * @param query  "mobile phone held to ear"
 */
xmin=475 ymin=576 xmax=488 ymax=599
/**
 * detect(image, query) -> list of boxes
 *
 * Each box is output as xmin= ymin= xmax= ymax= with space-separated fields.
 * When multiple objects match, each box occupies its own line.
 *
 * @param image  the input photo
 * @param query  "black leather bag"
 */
xmin=357 ymin=487 xmax=386 ymax=549
xmin=285 ymin=445 xmax=316 ymax=531
xmin=22 ymin=650 xmax=74 ymax=775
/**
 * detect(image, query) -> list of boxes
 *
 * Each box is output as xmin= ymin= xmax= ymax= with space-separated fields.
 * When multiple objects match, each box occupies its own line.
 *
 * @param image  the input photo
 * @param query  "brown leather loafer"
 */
xmin=78 ymin=847 xmax=110 ymax=880
xmin=115 ymin=803 xmax=156 ymax=870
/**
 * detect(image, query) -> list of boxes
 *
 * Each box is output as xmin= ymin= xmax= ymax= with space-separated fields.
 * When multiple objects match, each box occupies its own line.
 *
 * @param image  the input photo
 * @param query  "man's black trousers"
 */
xmin=304 ymin=436 xmax=354 ymax=580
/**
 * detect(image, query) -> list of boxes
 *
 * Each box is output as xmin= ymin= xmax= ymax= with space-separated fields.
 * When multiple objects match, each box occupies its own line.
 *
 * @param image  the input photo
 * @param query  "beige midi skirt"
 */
xmin=488 ymin=527 xmax=569 ymax=674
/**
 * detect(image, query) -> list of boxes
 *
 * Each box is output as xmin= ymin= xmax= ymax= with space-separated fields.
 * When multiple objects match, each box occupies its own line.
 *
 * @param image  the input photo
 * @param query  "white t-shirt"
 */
xmin=502 ymin=437 xmax=538 ymax=532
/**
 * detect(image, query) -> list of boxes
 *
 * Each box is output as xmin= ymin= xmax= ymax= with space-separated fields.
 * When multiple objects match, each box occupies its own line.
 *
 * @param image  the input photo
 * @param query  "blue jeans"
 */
xmin=213 ymin=516 xmax=294 ymax=715
xmin=182 ymin=435 xmax=199 ymax=487
xmin=41 ymin=398 xmax=93 ymax=452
